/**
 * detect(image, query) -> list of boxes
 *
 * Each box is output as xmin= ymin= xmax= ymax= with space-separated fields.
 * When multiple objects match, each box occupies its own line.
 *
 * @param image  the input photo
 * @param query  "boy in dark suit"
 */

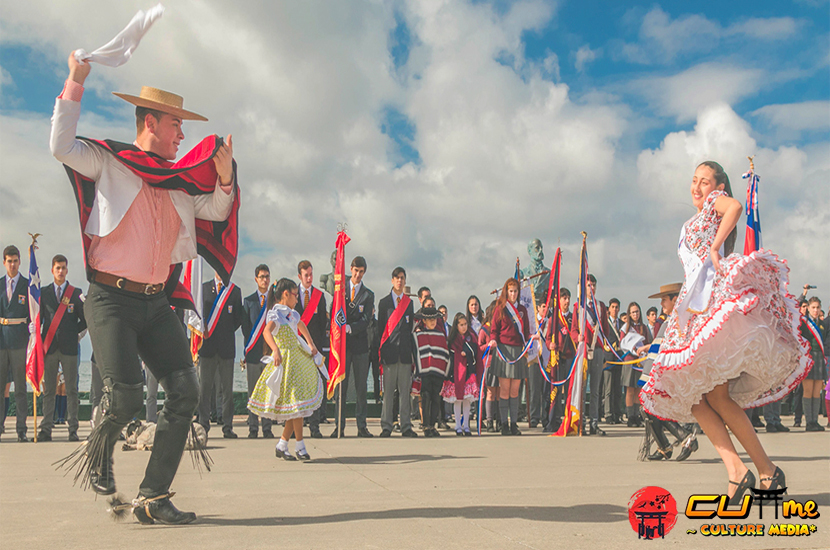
xmin=378 ymin=267 xmax=418 ymax=438
xmin=295 ymin=260 xmax=329 ymax=438
xmin=332 ymin=256 xmax=375 ymax=438
xmin=242 ymin=264 xmax=273 ymax=438
xmin=199 ymin=273 xmax=243 ymax=438
xmin=37 ymin=254 xmax=86 ymax=441
xmin=0 ymin=245 xmax=30 ymax=442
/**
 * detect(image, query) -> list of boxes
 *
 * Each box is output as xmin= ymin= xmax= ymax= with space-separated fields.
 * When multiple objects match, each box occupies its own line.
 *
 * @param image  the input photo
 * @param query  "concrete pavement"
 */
xmin=1 ymin=417 xmax=827 ymax=550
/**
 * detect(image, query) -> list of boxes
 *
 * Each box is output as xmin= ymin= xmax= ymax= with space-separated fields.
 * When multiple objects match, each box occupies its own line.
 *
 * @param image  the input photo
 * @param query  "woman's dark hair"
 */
xmin=698 ymin=161 xmax=737 ymax=256
xmin=422 ymin=296 xmax=436 ymax=309
xmin=466 ymin=295 xmax=484 ymax=324
xmin=483 ymin=300 xmax=497 ymax=325
xmin=267 ymin=278 xmax=297 ymax=310
xmin=448 ymin=312 xmax=469 ymax=346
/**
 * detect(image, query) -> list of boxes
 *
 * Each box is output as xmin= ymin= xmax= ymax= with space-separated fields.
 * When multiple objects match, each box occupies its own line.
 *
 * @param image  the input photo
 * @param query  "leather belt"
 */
xmin=92 ymin=271 xmax=164 ymax=296
xmin=0 ymin=318 xmax=27 ymax=326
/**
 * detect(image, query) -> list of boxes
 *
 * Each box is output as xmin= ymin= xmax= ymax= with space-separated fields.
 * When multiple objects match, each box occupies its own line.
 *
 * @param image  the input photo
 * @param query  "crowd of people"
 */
xmin=3 ymin=245 xmax=826 ymax=457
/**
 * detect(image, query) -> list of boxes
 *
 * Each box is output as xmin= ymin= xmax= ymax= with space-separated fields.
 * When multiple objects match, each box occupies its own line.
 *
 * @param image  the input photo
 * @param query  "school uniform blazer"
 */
xmin=242 ymin=292 xmax=268 ymax=363
xmin=345 ymin=284 xmax=374 ymax=355
xmin=199 ymin=280 xmax=243 ymax=359
xmin=569 ymin=300 xmax=610 ymax=349
xmin=800 ymin=317 xmax=829 ymax=373
xmin=295 ymin=287 xmax=328 ymax=352
xmin=490 ymin=303 xmax=530 ymax=348
xmin=0 ymin=275 xmax=30 ymax=350
xmin=40 ymin=282 xmax=86 ymax=356
xmin=377 ymin=293 xmax=415 ymax=366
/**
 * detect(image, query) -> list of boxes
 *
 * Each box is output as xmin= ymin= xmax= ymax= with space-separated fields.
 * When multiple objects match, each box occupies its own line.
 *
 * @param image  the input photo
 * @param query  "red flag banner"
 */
xmin=327 ymin=231 xmax=350 ymax=398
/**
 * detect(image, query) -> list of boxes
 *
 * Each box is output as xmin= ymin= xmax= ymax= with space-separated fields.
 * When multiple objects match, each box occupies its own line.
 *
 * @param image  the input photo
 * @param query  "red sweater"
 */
xmin=490 ymin=303 xmax=530 ymax=347
xmin=449 ymin=332 xmax=482 ymax=399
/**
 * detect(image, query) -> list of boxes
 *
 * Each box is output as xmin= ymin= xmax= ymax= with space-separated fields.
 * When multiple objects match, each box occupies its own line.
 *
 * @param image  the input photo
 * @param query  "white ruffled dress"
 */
xmin=640 ymin=190 xmax=810 ymax=422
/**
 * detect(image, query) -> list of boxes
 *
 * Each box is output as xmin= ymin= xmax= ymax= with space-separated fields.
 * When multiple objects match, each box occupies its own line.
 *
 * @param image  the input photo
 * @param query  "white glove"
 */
xmin=345 ymin=325 xmax=352 ymax=334
xmin=28 ymin=322 xmax=35 ymax=335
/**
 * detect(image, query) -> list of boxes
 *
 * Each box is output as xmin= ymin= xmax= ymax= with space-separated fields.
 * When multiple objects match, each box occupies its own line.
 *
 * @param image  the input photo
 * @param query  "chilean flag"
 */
xmin=25 ymin=242 xmax=44 ymax=395
xmin=743 ymin=168 xmax=761 ymax=254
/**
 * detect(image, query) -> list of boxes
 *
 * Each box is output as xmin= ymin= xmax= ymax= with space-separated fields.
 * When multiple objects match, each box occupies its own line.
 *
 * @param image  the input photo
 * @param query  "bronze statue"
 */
xmin=521 ymin=238 xmax=550 ymax=304
xmin=319 ymin=250 xmax=337 ymax=296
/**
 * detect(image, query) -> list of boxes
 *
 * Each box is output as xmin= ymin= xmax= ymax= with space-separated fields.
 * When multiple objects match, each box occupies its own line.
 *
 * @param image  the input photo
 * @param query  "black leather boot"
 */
xmin=133 ymin=496 xmax=197 ymax=525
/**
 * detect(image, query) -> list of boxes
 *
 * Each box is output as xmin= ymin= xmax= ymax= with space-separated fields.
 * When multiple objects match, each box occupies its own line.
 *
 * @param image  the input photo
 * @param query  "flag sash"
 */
xmin=300 ymin=287 xmax=323 ymax=327
xmin=42 ymin=284 xmax=75 ymax=354
xmin=504 ymin=302 xmax=526 ymax=345
xmin=805 ymin=317 xmax=825 ymax=356
xmin=244 ymin=300 xmax=268 ymax=356
xmin=206 ymin=282 xmax=235 ymax=338
xmin=378 ymin=294 xmax=412 ymax=365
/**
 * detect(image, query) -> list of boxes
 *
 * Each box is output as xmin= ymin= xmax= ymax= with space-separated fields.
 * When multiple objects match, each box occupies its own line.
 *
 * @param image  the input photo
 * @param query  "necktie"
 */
xmin=217 ymin=281 xmax=223 ymax=294
xmin=6 ymin=279 xmax=11 ymax=302
xmin=304 ymin=289 xmax=310 ymax=308
xmin=57 ymin=286 xmax=63 ymax=302
xmin=350 ymin=284 xmax=355 ymax=302
xmin=259 ymin=294 xmax=265 ymax=308
xmin=396 ymin=295 xmax=400 ymax=308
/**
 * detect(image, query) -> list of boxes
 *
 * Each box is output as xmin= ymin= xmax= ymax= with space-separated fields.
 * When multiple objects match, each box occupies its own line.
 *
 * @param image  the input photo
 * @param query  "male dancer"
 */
xmin=242 ymin=264 xmax=273 ymax=438
xmin=38 ymin=255 xmax=86 ymax=442
xmin=51 ymin=52 xmax=238 ymax=524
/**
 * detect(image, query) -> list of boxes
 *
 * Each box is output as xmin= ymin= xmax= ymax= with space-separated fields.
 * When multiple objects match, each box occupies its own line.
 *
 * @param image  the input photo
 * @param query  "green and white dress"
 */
xmin=247 ymin=304 xmax=324 ymax=421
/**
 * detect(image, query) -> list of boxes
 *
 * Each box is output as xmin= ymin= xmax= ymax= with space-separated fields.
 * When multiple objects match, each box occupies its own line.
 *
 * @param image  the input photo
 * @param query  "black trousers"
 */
xmin=85 ymin=282 xmax=198 ymax=498
xmin=420 ymin=376 xmax=443 ymax=429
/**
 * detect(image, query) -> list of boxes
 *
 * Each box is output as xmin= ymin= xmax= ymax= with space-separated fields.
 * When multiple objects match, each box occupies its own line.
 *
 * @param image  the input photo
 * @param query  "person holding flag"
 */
xmin=198 ymin=273 xmax=243 ymax=439
xmin=242 ymin=264 xmax=273 ymax=439
xmin=339 ymin=256 xmax=375 ymax=438
xmin=37 ymin=255 xmax=86 ymax=442
xmin=0 ymin=245 xmax=31 ymax=442
xmin=51 ymin=28 xmax=238 ymax=522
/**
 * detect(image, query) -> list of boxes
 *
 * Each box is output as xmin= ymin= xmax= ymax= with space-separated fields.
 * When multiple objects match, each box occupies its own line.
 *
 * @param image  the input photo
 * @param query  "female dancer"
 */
xmin=442 ymin=313 xmax=482 ymax=435
xmin=248 ymin=278 xmax=325 ymax=461
xmin=641 ymin=161 xmax=809 ymax=503
xmin=621 ymin=302 xmax=652 ymax=427
xmin=800 ymin=297 xmax=828 ymax=431
xmin=487 ymin=279 xmax=539 ymax=435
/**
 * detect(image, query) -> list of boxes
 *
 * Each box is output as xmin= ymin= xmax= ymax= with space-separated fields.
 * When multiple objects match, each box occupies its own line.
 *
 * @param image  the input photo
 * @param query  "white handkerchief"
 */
xmin=74 ymin=4 xmax=165 ymax=67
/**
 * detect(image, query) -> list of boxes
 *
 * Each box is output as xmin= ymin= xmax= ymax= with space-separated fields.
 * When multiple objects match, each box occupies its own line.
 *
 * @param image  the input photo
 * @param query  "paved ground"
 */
xmin=1 ymin=417 xmax=827 ymax=550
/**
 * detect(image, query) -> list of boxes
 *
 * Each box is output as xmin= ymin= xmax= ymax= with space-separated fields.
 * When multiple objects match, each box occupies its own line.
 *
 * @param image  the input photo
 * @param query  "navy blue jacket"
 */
xmin=0 ymin=275 xmax=30 ymax=350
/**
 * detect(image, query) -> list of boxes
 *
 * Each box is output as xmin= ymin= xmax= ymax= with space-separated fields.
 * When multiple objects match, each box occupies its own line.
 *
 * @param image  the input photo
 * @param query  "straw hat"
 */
xmin=648 ymin=283 xmax=683 ymax=299
xmin=112 ymin=86 xmax=207 ymax=121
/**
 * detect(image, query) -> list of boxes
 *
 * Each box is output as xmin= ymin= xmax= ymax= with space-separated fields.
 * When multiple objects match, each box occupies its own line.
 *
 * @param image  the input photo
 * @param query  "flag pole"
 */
xmin=29 ymin=232 xmax=41 ymax=443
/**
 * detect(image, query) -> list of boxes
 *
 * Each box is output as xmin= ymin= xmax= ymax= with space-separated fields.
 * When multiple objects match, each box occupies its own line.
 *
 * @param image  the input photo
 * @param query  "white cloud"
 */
xmin=0 ymin=0 xmax=825 ymax=321
xmin=751 ymin=101 xmax=830 ymax=132
xmin=574 ymin=44 xmax=599 ymax=73
xmin=633 ymin=62 xmax=764 ymax=122
xmin=617 ymin=7 xmax=801 ymax=65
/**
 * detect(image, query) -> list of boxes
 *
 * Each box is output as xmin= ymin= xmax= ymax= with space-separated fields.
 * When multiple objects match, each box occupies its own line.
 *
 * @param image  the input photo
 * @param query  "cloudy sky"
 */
xmin=1 ymin=0 xmax=828 ymax=329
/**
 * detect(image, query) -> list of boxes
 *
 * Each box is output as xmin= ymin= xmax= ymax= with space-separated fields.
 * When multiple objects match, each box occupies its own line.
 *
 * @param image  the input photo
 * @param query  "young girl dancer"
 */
xmin=248 ymin=278 xmax=325 ymax=461
xmin=641 ymin=161 xmax=810 ymax=503
xmin=442 ymin=313 xmax=482 ymax=435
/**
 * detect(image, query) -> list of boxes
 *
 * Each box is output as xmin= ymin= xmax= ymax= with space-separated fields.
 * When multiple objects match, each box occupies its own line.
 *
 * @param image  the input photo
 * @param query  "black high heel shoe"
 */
xmin=728 ymin=470 xmax=756 ymax=506
xmin=760 ymin=466 xmax=787 ymax=493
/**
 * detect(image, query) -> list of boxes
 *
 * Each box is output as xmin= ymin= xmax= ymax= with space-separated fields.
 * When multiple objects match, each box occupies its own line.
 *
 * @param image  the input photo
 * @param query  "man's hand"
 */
xmin=344 ymin=324 xmax=352 ymax=334
xmin=68 ymin=51 xmax=91 ymax=85
xmin=214 ymin=134 xmax=234 ymax=190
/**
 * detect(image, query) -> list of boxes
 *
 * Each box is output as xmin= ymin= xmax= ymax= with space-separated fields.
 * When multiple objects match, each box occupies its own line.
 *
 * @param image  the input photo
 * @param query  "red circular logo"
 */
xmin=628 ymin=486 xmax=678 ymax=540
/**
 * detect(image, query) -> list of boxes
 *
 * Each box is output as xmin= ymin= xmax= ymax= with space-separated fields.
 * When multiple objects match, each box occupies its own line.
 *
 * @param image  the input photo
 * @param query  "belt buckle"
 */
xmin=1 ymin=319 xmax=7 ymax=326
xmin=144 ymin=284 xmax=159 ymax=296
xmin=116 ymin=277 xmax=127 ymax=290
